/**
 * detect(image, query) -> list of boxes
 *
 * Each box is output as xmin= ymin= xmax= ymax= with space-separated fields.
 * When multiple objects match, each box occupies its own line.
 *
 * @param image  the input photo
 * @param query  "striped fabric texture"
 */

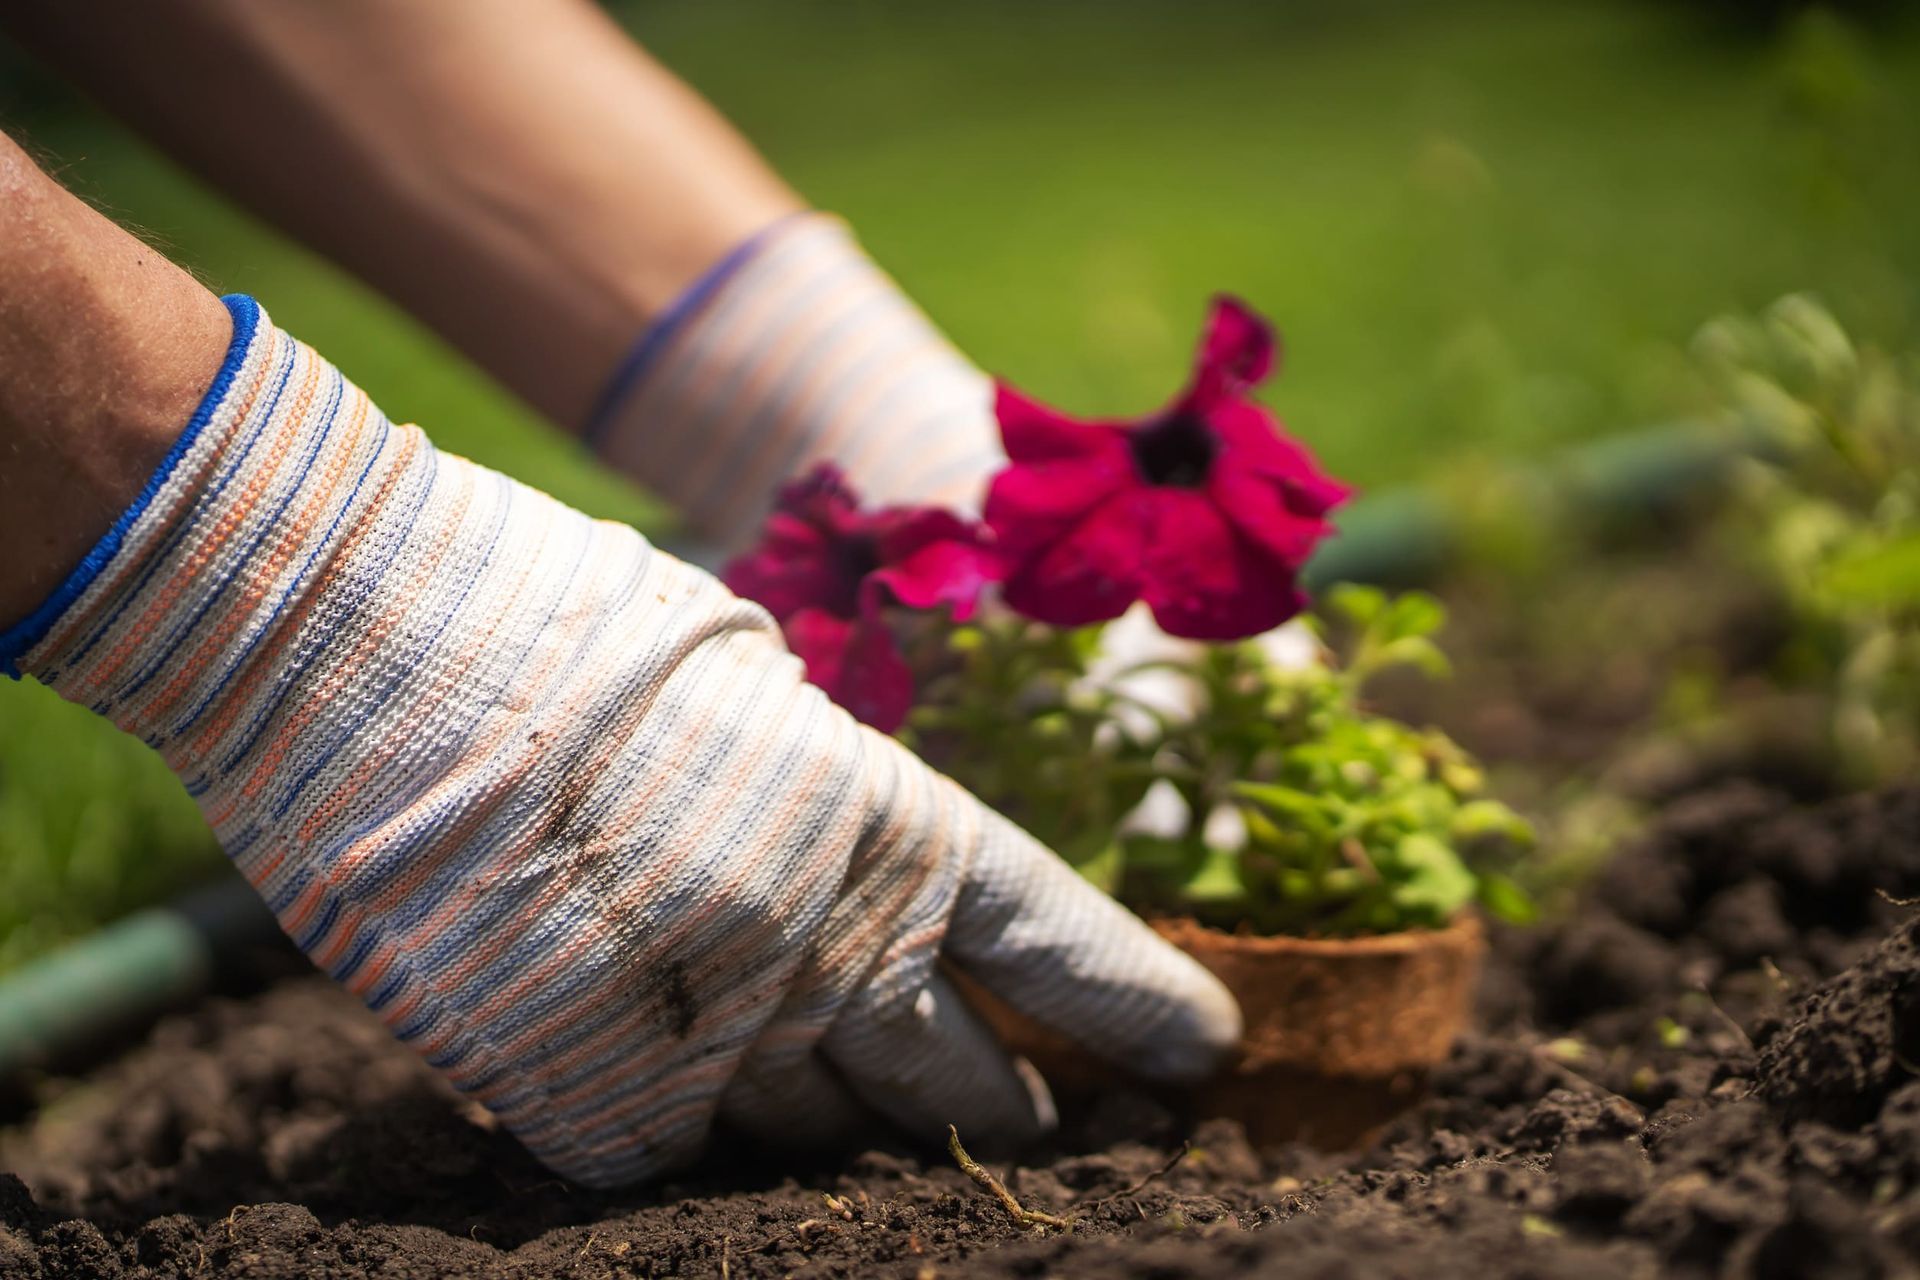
xmin=5 ymin=296 xmax=1237 ymax=1186
xmin=587 ymin=214 xmax=1006 ymax=547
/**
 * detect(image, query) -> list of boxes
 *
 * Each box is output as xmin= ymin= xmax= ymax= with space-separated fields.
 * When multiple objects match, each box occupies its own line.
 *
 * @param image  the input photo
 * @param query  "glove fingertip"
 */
xmin=1125 ymin=957 xmax=1243 ymax=1082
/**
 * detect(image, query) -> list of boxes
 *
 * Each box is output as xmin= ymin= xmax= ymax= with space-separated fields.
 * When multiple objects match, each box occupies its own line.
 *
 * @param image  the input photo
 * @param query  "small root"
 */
xmin=1077 ymin=1142 xmax=1192 ymax=1209
xmin=494 ymin=1170 xmax=569 ymax=1197
xmin=1528 ymin=1044 xmax=1645 ymax=1118
xmin=947 ymin=1125 xmax=1072 ymax=1231
xmin=1694 ymin=982 xmax=1755 ymax=1052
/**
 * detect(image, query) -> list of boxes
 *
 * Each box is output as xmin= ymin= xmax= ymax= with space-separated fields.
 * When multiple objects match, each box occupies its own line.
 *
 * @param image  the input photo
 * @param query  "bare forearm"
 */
xmin=0 ymin=0 xmax=801 ymax=428
xmin=0 ymin=131 xmax=230 ymax=628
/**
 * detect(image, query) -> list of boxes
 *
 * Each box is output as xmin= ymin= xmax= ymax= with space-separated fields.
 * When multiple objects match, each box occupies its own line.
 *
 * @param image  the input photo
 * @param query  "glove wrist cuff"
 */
xmin=586 ymin=212 xmax=1002 ymax=546
xmin=1 ymin=294 xmax=264 ymax=680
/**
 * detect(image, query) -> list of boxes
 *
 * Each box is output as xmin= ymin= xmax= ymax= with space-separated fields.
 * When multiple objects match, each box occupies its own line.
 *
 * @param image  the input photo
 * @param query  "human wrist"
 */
xmin=387 ymin=130 xmax=803 ymax=428
xmin=0 ymin=133 xmax=232 ymax=630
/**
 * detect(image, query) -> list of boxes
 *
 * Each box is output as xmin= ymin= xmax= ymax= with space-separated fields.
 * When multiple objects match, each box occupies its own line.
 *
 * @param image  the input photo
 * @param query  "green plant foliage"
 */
xmin=1693 ymin=294 xmax=1920 ymax=783
xmin=905 ymin=618 xmax=1153 ymax=873
xmin=911 ymin=587 xmax=1535 ymax=937
xmin=1152 ymin=586 xmax=1535 ymax=935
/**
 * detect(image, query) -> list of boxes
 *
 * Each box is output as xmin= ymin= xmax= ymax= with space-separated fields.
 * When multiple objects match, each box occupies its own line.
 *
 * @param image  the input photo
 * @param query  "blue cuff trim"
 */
xmin=0 ymin=294 xmax=262 ymax=680
xmin=579 ymin=211 xmax=812 ymax=449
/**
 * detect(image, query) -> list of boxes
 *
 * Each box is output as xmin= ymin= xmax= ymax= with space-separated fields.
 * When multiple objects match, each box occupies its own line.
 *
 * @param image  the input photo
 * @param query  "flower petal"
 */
xmin=870 ymin=508 xmax=998 ymax=621
xmin=984 ymin=448 xmax=1134 ymax=560
xmin=1206 ymin=400 xmax=1353 ymax=517
xmin=1001 ymin=489 xmax=1150 ymax=628
xmin=774 ymin=462 xmax=867 ymax=535
xmin=782 ymin=605 xmax=915 ymax=733
xmin=724 ymin=463 xmax=874 ymax=619
xmin=986 ymin=298 xmax=1344 ymax=643
xmin=723 ymin=513 xmax=852 ymax=620
xmin=877 ymin=548 xmax=994 ymax=619
xmin=994 ymin=383 xmax=1129 ymax=463
xmin=1135 ymin=490 xmax=1307 ymax=641
xmin=1192 ymin=295 xmax=1278 ymax=402
xmin=1207 ymin=466 xmax=1335 ymax=569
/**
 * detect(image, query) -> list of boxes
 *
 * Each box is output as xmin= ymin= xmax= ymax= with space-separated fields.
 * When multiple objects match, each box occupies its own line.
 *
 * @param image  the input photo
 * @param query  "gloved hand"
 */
xmin=0 ymin=296 xmax=1239 ymax=1187
xmin=586 ymin=213 xmax=1005 ymax=546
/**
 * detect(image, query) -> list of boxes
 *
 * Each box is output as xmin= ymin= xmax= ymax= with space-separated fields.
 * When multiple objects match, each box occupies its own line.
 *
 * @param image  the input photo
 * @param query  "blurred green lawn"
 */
xmin=3 ymin=0 xmax=1918 ymax=970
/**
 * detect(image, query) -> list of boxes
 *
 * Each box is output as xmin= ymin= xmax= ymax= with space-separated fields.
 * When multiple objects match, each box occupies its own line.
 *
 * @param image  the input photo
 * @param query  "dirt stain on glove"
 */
xmin=661 ymin=961 xmax=698 ymax=1038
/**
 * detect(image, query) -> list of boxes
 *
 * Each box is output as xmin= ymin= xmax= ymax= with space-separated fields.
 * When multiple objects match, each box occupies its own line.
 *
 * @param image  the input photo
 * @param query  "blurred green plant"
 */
xmin=1693 ymin=293 xmax=1920 ymax=783
xmin=0 ymin=679 xmax=220 ymax=974
xmin=900 ymin=615 xmax=1144 ymax=874
xmin=911 ymin=587 xmax=1535 ymax=937
xmin=1773 ymin=7 xmax=1893 ymax=236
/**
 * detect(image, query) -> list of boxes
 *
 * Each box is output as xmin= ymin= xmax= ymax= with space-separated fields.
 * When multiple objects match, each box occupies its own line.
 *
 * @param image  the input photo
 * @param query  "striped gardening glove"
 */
xmin=585 ymin=213 xmax=1005 ymax=547
xmin=0 ymin=297 xmax=1238 ymax=1188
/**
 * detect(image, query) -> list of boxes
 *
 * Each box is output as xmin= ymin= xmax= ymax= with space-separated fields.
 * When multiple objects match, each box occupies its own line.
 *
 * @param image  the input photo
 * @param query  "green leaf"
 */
xmin=1477 ymin=871 xmax=1537 ymax=925
xmin=1375 ymin=635 xmax=1453 ymax=679
xmin=1232 ymin=781 xmax=1322 ymax=819
xmin=1451 ymin=799 xmax=1536 ymax=849
xmin=1388 ymin=833 xmax=1476 ymax=919
xmin=1817 ymin=530 xmax=1920 ymax=608
xmin=1050 ymin=825 xmax=1108 ymax=867
xmin=1122 ymin=834 xmax=1210 ymax=889
xmin=1317 ymin=867 xmax=1370 ymax=899
xmin=1072 ymin=841 xmax=1125 ymax=895
xmin=1183 ymin=845 xmax=1247 ymax=903
xmin=1325 ymin=583 xmax=1386 ymax=628
xmin=1238 ymin=802 xmax=1290 ymax=848
xmin=1383 ymin=591 xmax=1447 ymax=642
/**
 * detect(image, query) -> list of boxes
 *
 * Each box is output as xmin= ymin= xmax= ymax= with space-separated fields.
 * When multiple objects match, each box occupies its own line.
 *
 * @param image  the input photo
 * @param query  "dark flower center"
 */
xmin=832 ymin=534 xmax=882 ymax=609
xmin=1130 ymin=413 xmax=1218 ymax=487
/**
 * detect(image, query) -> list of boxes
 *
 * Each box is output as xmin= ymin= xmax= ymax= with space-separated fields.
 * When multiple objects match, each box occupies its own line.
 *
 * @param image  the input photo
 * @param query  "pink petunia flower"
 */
xmin=724 ymin=464 xmax=996 ymax=732
xmin=985 ymin=297 xmax=1351 ymax=641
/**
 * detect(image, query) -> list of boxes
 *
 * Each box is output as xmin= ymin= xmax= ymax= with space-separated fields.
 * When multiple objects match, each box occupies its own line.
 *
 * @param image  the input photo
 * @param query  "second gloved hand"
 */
xmin=1 ymin=296 xmax=1240 ymax=1187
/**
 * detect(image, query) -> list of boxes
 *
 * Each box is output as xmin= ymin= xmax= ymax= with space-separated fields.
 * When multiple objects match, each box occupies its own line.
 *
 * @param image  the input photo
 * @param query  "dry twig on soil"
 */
xmin=946 ymin=1125 xmax=1073 ymax=1230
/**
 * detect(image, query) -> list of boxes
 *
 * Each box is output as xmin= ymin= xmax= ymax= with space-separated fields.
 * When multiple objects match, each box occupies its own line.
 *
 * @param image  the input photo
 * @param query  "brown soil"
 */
xmin=3 ymin=781 xmax=1919 ymax=1278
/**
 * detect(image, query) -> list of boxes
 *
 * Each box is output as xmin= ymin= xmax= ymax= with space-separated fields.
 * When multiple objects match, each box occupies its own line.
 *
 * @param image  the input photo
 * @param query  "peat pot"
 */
xmin=965 ymin=913 xmax=1486 ymax=1149
xmin=1151 ymin=913 xmax=1485 ymax=1148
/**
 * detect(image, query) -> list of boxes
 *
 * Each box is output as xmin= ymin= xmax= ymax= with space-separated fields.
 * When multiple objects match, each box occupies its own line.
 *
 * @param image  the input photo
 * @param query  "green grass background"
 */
xmin=2 ymin=0 xmax=1918 ymax=970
